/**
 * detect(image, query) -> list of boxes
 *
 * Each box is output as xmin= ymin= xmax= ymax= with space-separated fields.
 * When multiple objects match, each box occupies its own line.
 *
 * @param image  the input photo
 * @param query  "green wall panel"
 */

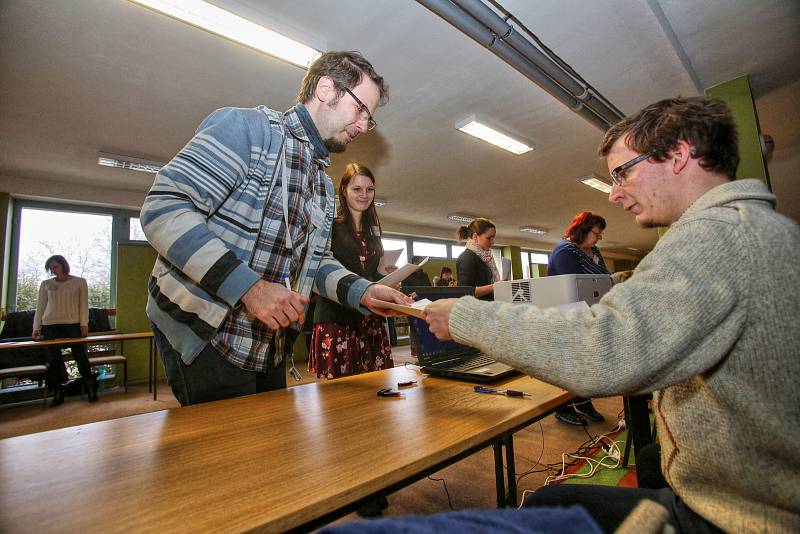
xmin=116 ymin=243 xmax=158 ymax=383
xmin=705 ymin=75 xmax=769 ymax=185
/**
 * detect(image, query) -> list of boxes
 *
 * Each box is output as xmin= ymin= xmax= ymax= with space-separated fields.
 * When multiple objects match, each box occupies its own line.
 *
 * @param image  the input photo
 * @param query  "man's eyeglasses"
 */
xmin=342 ymin=87 xmax=377 ymax=131
xmin=610 ymin=153 xmax=650 ymax=186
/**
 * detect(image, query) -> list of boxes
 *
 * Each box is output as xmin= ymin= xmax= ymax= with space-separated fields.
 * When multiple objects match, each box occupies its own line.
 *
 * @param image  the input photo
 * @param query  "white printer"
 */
xmin=493 ymin=274 xmax=612 ymax=308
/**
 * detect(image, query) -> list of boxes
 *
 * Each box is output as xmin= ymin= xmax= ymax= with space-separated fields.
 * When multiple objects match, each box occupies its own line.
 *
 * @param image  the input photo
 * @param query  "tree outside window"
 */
xmin=15 ymin=209 xmax=112 ymax=311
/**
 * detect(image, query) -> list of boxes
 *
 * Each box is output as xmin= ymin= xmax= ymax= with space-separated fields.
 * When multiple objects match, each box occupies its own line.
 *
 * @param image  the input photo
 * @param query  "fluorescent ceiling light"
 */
xmin=455 ymin=115 xmax=534 ymax=155
xmin=579 ymin=174 xmax=613 ymax=194
xmin=374 ymin=198 xmax=387 ymax=207
xmin=129 ymin=0 xmax=322 ymax=68
xmin=98 ymin=152 xmax=165 ymax=173
xmin=447 ymin=213 xmax=479 ymax=224
xmin=627 ymin=247 xmax=640 ymax=251
xmin=519 ymin=226 xmax=547 ymax=235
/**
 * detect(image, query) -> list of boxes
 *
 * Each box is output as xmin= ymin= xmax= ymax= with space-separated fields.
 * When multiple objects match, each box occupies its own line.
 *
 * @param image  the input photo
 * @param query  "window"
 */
xmin=530 ymin=252 xmax=549 ymax=264
xmin=521 ymin=250 xmax=549 ymax=278
xmin=129 ymin=217 xmax=147 ymax=241
xmin=412 ymin=241 xmax=447 ymax=258
xmin=8 ymin=201 xmax=142 ymax=312
xmin=15 ymin=208 xmax=113 ymax=310
xmin=450 ymin=245 xmax=466 ymax=258
xmin=381 ymin=238 xmax=408 ymax=268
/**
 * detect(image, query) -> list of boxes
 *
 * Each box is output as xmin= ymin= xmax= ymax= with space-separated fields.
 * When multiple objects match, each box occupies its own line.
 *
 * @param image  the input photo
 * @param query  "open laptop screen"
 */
xmin=403 ymin=286 xmax=477 ymax=361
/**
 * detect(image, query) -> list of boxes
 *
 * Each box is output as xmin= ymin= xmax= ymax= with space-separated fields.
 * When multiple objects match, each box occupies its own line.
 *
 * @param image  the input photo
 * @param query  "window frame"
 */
xmin=7 ymin=199 xmax=142 ymax=311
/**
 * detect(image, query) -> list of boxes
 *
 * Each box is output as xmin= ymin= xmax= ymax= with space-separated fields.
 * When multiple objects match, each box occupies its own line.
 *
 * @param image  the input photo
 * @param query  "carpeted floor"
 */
xmin=554 ymin=423 xmax=639 ymax=488
xmin=1 ymin=344 xmax=628 ymax=524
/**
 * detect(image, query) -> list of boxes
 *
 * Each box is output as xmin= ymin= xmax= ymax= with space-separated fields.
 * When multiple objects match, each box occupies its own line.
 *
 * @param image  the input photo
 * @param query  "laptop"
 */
xmin=403 ymin=286 xmax=519 ymax=383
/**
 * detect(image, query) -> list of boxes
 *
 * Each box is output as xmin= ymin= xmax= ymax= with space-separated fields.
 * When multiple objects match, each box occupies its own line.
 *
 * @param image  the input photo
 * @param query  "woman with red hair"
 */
xmin=548 ymin=211 xmax=610 ymax=425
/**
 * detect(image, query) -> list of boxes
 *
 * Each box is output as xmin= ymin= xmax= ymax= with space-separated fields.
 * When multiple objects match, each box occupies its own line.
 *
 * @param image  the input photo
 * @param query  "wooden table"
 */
xmin=0 ymin=366 xmax=569 ymax=533
xmin=0 ymin=331 xmax=155 ymax=395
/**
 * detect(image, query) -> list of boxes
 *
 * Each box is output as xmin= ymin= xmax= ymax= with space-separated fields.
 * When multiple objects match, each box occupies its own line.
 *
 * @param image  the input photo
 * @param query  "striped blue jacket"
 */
xmin=141 ymin=106 xmax=371 ymax=365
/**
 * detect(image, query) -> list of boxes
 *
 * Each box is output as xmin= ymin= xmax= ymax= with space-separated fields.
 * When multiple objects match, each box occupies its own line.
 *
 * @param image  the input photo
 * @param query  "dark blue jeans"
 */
xmin=152 ymin=325 xmax=286 ymax=406
xmin=41 ymin=323 xmax=94 ymax=390
xmin=522 ymin=484 xmax=722 ymax=533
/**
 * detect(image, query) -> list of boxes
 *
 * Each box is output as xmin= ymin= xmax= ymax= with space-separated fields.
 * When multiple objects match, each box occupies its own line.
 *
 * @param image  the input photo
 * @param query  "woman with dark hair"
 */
xmin=310 ymin=163 xmax=393 ymax=380
xmin=548 ymin=211 xmax=610 ymax=425
xmin=32 ymin=255 xmax=97 ymax=407
xmin=456 ymin=218 xmax=499 ymax=300
xmin=432 ymin=266 xmax=455 ymax=287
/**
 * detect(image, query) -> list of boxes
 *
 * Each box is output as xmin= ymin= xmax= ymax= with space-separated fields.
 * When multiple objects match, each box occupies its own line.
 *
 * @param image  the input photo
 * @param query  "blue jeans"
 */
xmin=152 ymin=325 xmax=286 ymax=406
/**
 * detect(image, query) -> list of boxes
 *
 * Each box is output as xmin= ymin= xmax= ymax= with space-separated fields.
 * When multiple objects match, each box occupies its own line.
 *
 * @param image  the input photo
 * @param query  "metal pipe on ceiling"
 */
xmin=417 ymin=0 xmax=625 ymax=130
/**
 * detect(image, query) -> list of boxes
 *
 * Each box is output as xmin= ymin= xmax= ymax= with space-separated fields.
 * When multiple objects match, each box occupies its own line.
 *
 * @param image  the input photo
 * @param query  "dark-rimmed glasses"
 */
xmin=341 ymin=87 xmax=377 ymax=131
xmin=610 ymin=153 xmax=650 ymax=186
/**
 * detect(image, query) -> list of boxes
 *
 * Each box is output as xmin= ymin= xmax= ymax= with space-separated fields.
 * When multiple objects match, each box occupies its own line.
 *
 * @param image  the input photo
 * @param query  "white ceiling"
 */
xmin=1 ymin=0 xmax=798 ymax=258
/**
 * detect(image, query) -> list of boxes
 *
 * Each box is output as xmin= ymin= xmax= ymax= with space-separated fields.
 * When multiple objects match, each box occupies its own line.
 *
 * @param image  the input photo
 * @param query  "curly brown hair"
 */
xmin=297 ymin=51 xmax=389 ymax=107
xmin=598 ymin=97 xmax=739 ymax=180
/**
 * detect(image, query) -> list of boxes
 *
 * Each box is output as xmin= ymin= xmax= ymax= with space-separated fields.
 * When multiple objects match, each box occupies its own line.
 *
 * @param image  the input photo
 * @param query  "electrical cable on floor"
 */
xmin=427 ymin=476 xmax=455 ymax=510
xmin=514 ymin=422 xmax=549 ymax=485
xmin=543 ymin=420 xmax=626 ymax=485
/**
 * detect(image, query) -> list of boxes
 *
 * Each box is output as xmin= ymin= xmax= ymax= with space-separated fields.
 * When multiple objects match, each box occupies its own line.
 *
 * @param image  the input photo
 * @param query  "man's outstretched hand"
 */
xmin=241 ymin=280 xmax=309 ymax=330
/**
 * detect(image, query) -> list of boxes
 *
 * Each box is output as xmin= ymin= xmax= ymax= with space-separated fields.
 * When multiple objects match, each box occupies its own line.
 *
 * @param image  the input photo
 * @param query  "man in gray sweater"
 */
xmin=425 ymin=97 xmax=799 ymax=533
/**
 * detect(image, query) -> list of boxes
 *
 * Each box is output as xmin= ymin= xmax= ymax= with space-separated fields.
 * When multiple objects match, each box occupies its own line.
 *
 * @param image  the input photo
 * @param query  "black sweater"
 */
xmin=456 ymin=249 xmax=494 ymax=301
xmin=313 ymin=221 xmax=382 ymax=326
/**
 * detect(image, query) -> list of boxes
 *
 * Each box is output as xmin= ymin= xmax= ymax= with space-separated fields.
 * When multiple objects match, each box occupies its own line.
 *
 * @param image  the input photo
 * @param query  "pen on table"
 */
xmin=473 ymin=385 xmax=530 ymax=397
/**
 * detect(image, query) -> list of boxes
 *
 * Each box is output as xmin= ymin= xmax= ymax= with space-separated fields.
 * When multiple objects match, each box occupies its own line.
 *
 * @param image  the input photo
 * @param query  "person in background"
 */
xmin=309 ymin=164 xmax=395 ymax=519
xmin=456 ymin=218 xmax=499 ymax=300
xmin=310 ymin=163 xmax=394 ymax=380
xmin=548 ymin=211 xmax=610 ymax=426
xmin=432 ymin=266 xmax=455 ymax=287
xmin=141 ymin=51 xmax=411 ymax=407
xmin=424 ymin=96 xmax=800 ymax=533
xmin=32 ymin=255 xmax=97 ymax=406
xmin=401 ymin=256 xmax=432 ymax=290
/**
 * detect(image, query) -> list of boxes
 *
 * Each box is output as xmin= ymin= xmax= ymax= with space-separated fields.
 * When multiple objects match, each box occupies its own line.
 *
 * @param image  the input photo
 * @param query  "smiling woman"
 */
xmin=309 ymin=162 xmax=393 ymax=381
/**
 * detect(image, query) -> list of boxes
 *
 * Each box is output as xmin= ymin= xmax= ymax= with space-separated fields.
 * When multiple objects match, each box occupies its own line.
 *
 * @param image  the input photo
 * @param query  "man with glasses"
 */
xmin=141 ymin=51 xmax=411 ymax=406
xmin=424 ymin=97 xmax=799 ymax=532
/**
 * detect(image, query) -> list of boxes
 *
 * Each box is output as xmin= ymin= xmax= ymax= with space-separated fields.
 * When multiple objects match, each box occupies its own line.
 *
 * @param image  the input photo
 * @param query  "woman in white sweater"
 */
xmin=32 ymin=255 xmax=96 ymax=406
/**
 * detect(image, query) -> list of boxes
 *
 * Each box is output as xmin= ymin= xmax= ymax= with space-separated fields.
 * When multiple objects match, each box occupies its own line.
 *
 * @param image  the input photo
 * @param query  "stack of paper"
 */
xmin=368 ymin=298 xmax=432 ymax=319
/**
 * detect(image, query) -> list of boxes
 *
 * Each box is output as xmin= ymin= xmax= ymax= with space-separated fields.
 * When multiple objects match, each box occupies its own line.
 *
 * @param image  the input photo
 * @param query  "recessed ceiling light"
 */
xmin=519 ymin=226 xmax=548 ymax=235
xmin=98 ymin=152 xmax=165 ymax=173
xmin=455 ymin=115 xmax=534 ymax=155
xmin=447 ymin=213 xmax=479 ymax=224
xmin=578 ymin=174 xmax=613 ymax=194
xmin=129 ymin=0 xmax=322 ymax=68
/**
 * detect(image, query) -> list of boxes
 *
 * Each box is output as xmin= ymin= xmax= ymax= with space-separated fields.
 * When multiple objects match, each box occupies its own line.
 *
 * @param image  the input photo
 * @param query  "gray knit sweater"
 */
xmin=449 ymin=179 xmax=800 ymax=533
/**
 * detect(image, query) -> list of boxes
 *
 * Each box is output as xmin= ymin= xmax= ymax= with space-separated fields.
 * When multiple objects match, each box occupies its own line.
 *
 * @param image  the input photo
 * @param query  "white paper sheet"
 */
xmin=382 ymin=249 xmax=403 ymax=267
xmin=377 ymin=257 xmax=429 ymax=288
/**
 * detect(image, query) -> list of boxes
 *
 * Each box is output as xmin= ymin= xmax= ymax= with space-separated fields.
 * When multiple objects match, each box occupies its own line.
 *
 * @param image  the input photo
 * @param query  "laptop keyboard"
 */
xmin=449 ymin=353 xmax=495 ymax=371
